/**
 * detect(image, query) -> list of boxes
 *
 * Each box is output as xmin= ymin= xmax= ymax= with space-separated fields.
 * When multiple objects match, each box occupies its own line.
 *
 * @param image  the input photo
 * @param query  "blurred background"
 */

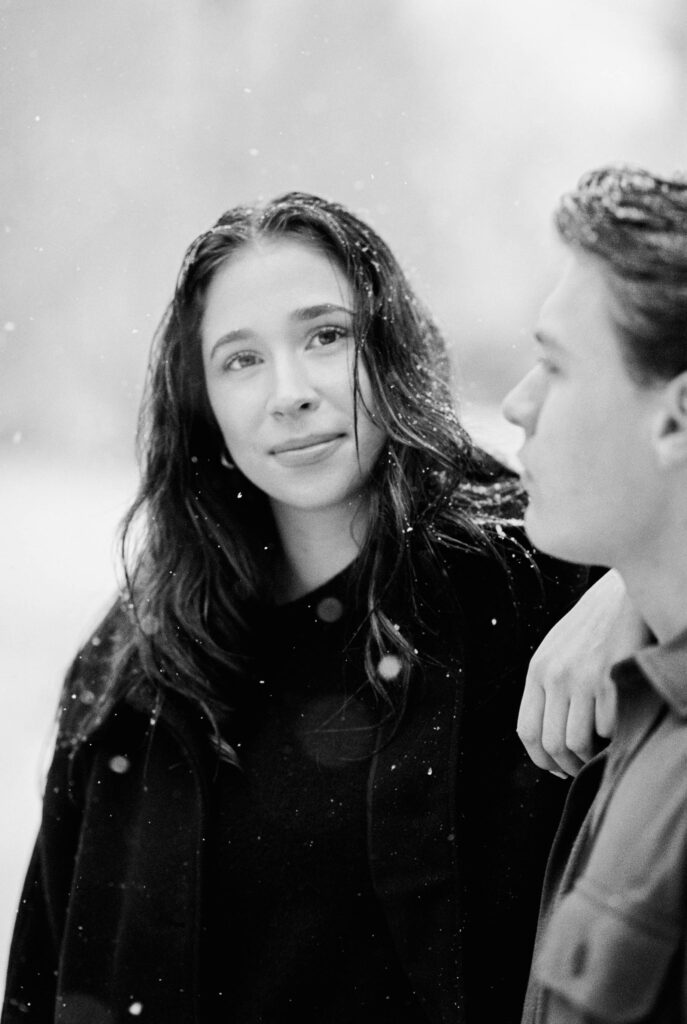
xmin=2 ymin=0 xmax=687 ymax=981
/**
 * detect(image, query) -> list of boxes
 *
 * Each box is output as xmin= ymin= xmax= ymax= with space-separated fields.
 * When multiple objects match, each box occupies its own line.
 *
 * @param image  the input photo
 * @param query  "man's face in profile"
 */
xmin=503 ymin=250 xmax=664 ymax=569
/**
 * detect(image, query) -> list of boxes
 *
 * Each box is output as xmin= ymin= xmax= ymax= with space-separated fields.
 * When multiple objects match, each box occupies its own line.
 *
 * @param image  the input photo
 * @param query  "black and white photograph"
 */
xmin=2 ymin=1 xmax=687 ymax=1021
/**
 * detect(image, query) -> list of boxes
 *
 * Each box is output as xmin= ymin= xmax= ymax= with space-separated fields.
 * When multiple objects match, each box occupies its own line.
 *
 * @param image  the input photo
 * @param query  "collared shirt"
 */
xmin=522 ymin=627 xmax=687 ymax=1024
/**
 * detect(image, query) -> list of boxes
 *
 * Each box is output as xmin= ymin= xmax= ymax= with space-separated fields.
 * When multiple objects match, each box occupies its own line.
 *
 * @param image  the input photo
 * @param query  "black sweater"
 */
xmin=204 ymin=566 xmax=421 ymax=1020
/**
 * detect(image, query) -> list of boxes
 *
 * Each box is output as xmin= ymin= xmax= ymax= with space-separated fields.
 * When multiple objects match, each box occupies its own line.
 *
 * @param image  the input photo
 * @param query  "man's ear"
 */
xmin=652 ymin=370 xmax=687 ymax=468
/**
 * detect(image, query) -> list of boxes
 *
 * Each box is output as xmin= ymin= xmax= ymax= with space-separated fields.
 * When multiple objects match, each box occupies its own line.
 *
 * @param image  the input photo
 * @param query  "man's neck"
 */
xmin=619 ymin=543 xmax=687 ymax=645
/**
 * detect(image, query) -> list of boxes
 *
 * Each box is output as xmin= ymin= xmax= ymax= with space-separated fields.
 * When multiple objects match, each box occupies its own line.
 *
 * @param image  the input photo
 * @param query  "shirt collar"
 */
xmin=612 ymin=626 xmax=687 ymax=719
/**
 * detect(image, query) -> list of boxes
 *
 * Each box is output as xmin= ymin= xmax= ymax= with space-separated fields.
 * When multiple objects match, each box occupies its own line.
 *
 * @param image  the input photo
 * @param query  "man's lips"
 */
xmin=513 ymin=448 xmax=528 ymax=476
xmin=270 ymin=432 xmax=345 ymax=454
xmin=518 ymin=457 xmax=533 ymax=488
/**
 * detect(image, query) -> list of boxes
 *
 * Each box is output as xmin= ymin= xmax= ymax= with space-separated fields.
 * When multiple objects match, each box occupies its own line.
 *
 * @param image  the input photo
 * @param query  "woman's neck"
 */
xmin=270 ymin=498 xmax=369 ymax=603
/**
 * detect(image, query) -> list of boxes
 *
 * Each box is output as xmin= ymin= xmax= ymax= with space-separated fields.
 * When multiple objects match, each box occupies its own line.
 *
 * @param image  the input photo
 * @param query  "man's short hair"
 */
xmin=556 ymin=165 xmax=687 ymax=384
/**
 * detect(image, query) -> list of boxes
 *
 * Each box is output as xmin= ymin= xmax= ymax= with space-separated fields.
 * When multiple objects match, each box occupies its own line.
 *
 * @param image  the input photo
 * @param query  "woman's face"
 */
xmin=200 ymin=236 xmax=387 ymax=524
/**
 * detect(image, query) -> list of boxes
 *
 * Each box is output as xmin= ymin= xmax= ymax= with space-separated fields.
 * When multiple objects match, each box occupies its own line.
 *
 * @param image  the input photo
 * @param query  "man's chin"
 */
xmin=523 ymin=511 xmax=590 ymax=566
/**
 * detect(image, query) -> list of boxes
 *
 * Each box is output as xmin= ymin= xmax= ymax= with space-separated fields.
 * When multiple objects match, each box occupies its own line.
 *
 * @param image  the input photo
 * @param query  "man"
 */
xmin=504 ymin=164 xmax=687 ymax=1023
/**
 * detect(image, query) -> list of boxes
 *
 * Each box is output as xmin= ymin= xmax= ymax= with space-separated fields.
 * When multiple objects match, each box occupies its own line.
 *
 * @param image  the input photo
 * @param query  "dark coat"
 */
xmin=2 ymin=540 xmax=587 ymax=1024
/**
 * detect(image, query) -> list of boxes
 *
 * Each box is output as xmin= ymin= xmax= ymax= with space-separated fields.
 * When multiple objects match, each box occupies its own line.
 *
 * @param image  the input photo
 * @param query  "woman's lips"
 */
xmin=270 ymin=433 xmax=346 ymax=466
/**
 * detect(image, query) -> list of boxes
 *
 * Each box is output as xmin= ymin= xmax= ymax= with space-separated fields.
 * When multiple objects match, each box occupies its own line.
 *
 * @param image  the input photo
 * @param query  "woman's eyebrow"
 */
xmin=291 ymin=303 xmax=354 ymax=322
xmin=208 ymin=304 xmax=355 ymax=358
xmin=209 ymin=328 xmax=253 ymax=358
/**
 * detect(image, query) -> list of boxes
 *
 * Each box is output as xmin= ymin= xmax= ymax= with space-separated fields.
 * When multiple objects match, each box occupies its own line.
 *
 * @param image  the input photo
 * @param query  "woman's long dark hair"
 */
xmin=68 ymin=192 xmax=523 ymax=744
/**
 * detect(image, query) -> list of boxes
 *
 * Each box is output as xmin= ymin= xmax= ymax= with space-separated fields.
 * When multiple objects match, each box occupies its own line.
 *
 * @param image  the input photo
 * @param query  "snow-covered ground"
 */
xmin=0 ymin=407 xmax=521 ymax=987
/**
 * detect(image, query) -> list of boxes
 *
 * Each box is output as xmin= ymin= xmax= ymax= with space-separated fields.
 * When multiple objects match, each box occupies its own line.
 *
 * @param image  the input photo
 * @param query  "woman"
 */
xmin=3 ymin=193 xmax=586 ymax=1023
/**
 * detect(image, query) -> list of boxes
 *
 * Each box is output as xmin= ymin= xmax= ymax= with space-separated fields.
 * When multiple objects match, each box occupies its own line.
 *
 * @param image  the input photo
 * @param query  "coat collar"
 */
xmin=614 ymin=626 xmax=687 ymax=720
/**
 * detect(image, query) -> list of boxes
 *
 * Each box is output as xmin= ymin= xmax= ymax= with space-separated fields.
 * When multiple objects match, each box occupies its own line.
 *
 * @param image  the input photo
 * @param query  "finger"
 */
xmin=564 ymin=694 xmax=597 ymax=764
xmin=540 ymin=691 xmax=586 ymax=777
xmin=594 ymin=677 xmax=617 ymax=738
xmin=517 ymin=683 xmax=561 ymax=773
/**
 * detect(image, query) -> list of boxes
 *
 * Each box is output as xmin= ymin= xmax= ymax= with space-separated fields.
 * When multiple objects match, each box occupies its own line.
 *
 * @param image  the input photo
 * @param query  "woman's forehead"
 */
xmin=206 ymin=238 xmax=354 ymax=308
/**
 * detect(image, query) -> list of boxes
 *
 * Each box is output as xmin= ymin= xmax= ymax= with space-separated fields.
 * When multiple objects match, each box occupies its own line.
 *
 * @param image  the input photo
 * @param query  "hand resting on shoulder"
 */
xmin=518 ymin=570 xmax=648 ymax=777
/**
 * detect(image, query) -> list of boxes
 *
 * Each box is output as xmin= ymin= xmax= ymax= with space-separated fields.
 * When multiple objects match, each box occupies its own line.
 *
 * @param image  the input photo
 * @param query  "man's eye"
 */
xmin=224 ymin=351 xmax=261 ymax=372
xmin=308 ymin=326 xmax=349 ymax=349
xmin=537 ymin=356 xmax=559 ymax=376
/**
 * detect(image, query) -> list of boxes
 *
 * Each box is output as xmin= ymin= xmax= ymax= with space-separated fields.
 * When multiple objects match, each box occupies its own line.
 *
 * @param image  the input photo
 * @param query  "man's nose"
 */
xmin=502 ymin=368 xmax=540 ymax=436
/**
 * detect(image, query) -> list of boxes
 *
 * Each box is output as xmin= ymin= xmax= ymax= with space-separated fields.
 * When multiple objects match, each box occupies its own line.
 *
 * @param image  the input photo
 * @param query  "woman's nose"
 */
xmin=266 ymin=356 xmax=320 ymax=418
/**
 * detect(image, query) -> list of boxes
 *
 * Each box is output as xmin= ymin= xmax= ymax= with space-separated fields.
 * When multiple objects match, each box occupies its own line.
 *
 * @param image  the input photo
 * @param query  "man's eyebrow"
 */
xmin=534 ymin=328 xmax=565 ymax=353
xmin=291 ymin=303 xmax=355 ymax=322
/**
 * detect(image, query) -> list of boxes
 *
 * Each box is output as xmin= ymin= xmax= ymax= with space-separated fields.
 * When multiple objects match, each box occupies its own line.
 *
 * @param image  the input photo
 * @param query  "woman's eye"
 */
xmin=308 ymin=326 xmax=350 ymax=349
xmin=223 ymin=351 xmax=261 ymax=372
